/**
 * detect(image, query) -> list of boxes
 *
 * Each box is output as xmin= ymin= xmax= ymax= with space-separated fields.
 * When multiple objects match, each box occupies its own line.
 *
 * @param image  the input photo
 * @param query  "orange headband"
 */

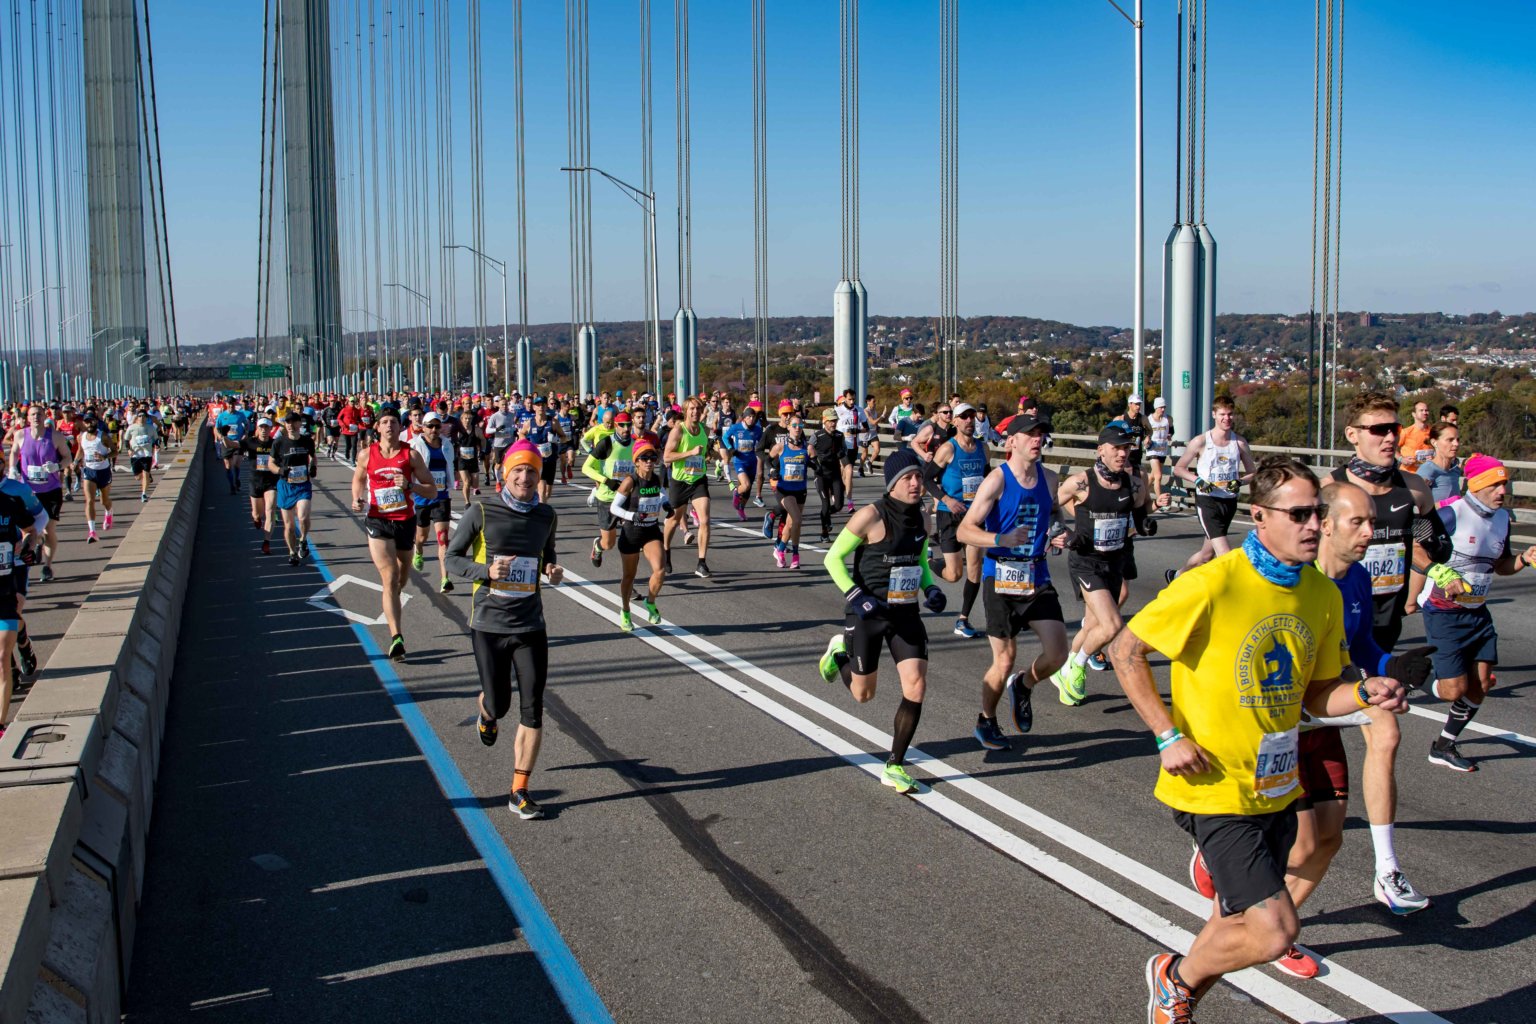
xmin=503 ymin=445 xmax=543 ymax=477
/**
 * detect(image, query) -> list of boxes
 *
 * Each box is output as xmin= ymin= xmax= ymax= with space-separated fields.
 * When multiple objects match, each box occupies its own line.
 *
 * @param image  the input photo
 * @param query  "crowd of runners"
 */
xmin=190 ymin=381 xmax=1511 ymax=1019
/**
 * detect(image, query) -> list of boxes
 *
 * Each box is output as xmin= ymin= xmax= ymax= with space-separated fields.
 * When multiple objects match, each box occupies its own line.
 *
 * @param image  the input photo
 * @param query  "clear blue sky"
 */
xmin=142 ymin=0 xmax=1536 ymax=345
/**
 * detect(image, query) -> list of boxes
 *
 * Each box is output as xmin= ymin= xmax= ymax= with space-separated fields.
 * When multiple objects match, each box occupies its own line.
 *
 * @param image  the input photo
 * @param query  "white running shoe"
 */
xmin=1374 ymin=870 xmax=1430 ymax=915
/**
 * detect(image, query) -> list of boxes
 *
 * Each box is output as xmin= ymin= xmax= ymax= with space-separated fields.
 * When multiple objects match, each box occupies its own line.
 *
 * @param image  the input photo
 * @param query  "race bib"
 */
xmin=131 ymin=442 xmax=151 ymax=457
xmin=1453 ymin=570 xmax=1492 ymax=608
xmin=1092 ymin=514 xmax=1128 ymax=553
xmin=685 ymin=454 xmax=704 ymax=473
xmin=1363 ymin=541 xmax=1406 ymax=595
xmin=887 ymin=565 xmax=921 ymax=605
xmin=373 ymin=486 xmax=407 ymax=513
xmin=85 ymin=456 xmax=110 ymax=471
xmin=430 ymin=469 xmax=448 ymax=490
xmin=961 ymin=475 xmax=983 ymax=502
xmin=1414 ymin=449 xmax=1430 ymax=463
xmin=637 ymin=494 xmax=664 ymax=520
xmin=1253 ymin=727 xmax=1300 ymax=800
xmin=25 ymin=465 xmax=49 ymax=484
xmin=737 ymin=438 xmax=756 ymax=453
xmin=537 ymin=442 xmax=554 ymax=457
xmin=487 ymin=555 xmax=539 ymax=597
xmin=458 ymin=446 xmax=476 ymax=460
xmin=994 ymin=559 xmax=1036 ymax=598
xmin=287 ymin=465 xmax=310 ymax=484
xmin=843 ymin=434 xmax=856 ymax=451
xmin=255 ymin=454 xmax=271 ymax=472
xmin=614 ymin=459 xmax=634 ymax=477
xmin=781 ymin=461 xmax=805 ymax=482
xmin=0 ymin=542 xmax=12 ymax=573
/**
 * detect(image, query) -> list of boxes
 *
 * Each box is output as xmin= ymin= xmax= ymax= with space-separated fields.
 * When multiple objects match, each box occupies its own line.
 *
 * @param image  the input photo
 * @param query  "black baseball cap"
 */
xmin=1007 ymin=413 xmax=1052 ymax=436
xmin=1098 ymin=425 xmax=1135 ymax=446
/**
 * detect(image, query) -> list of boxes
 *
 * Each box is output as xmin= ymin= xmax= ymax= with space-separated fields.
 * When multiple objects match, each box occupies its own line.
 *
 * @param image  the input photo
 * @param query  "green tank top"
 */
xmin=597 ymin=438 xmax=635 ymax=501
xmin=672 ymin=423 xmax=708 ymax=483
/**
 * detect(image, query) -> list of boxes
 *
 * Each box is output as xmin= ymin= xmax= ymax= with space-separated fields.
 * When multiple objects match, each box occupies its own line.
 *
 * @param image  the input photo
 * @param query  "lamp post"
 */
xmin=87 ymin=328 xmax=109 ymax=396
xmin=384 ymin=283 xmax=434 ymax=392
xmin=444 ymin=245 xmax=508 ymax=394
xmin=104 ymin=338 xmax=138 ymax=393
xmin=347 ymin=307 xmax=387 ymax=389
xmin=561 ymin=166 xmax=663 ymax=398
xmin=12 ymin=286 xmax=63 ymax=386
xmin=1106 ymin=0 xmax=1145 ymax=398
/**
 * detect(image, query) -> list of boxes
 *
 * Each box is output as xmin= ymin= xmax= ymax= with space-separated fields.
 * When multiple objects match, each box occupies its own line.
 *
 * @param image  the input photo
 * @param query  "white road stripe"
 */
xmin=1406 ymin=705 xmax=1536 ymax=749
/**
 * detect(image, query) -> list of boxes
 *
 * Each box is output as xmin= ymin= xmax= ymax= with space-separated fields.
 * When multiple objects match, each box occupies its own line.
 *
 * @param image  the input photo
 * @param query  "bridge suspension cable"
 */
xmin=751 ymin=0 xmax=768 ymax=398
xmin=1310 ymin=0 xmax=1345 ymax=451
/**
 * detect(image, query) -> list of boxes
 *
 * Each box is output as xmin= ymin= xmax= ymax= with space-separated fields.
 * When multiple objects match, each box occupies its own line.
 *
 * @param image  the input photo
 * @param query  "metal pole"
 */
xmin=1133 ymin=0 xmax=1145 ymax=397
xmin=501 ymin=268 xmax=509 ymax=394
xmin=649 ymin=193 xmax=662 ymax=397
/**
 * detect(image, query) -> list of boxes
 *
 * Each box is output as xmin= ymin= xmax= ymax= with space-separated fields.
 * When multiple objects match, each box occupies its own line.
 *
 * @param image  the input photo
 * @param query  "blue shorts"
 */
xmin=0 ymin=619 xmax=18 ymax=632
xmin=1422 ymin=606 xmax=1498 ymax=680
xmin=731 ymin=456 xmax=758 ymax=478
xmin=275 ymin=481 xmax=313 ymax=511
xmin=84 ymin=467 xmax=113 ymax=488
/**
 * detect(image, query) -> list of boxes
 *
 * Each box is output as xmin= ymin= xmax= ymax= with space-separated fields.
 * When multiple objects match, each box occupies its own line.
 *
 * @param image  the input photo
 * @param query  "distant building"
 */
xmin=1359 ymin=312 xmax=1377 ymax=328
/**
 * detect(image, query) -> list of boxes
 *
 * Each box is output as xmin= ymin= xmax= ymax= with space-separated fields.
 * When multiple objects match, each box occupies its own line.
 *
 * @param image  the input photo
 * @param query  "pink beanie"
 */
xmin=1463 ymin=453 xmax=1507 ymax=492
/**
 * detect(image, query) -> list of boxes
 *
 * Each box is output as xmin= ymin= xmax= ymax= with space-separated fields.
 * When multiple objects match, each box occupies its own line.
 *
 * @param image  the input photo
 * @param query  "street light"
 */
xmin=384 ymin=283 xmax=434 ymax=391
xmin=1105 ymin=0 xmax=1146 ymax=398
xmin=348 ymin=307 xmax=387 ymax=387
xmin=561 ymin=166 xmax=663 ymax=398
xmin=444 ymin=244 xmax=508 ymax=394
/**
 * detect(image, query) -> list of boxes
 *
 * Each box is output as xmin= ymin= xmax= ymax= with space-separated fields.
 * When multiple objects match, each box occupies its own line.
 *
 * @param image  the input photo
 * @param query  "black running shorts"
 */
xmin=982 ymin=579 xmax=1064 ymax=640
xmin=1174 ymin=806 xmax=1298 ymax=917
xmin=844 ymin=609 xmax=928 ymax=675
xmin=1195 ymin=495 xmax=1238 ymax=540
xmin=364 ymin=516 xmax=416 ymax=551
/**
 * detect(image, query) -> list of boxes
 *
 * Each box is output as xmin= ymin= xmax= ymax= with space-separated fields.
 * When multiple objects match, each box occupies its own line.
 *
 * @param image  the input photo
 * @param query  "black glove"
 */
xmin=1384 ymin=645 xmax=1435 ymax=692
xmin=845 ymin=586 xmax=884 ymax=619
xmin=1139 ymin=517 xmax=1157 ymax=537
xmin=923 ymin=585 xmax=947 ymax=614
xmin=662 ymin=502 xmax=674 ymax=518
xmin=603 ymin=477 xmax=622 ymax=490
xmin=18 ymin=541 xmax=38 ymax=566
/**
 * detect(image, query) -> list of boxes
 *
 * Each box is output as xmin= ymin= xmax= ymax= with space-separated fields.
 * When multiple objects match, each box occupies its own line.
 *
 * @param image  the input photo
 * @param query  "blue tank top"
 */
xmin=940 ymin=436 xmax=989 ymax=507
xmin=777 ymin=439 xmax=808 ymax=493
xmin=415 ymin=442 xmax=450 ymax=506
xmin=982 ymin=462 xmax=1053 ymax=591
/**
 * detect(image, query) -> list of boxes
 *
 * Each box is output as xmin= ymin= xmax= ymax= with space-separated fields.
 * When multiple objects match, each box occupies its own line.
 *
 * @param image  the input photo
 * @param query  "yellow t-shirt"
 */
xmin=1128 ymin=548 xmax=1346 ymax=816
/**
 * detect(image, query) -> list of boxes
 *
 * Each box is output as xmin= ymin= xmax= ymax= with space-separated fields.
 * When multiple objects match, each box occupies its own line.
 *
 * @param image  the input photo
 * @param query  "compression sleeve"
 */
xmin=581 ymin=437 xmax=610 ymax=486
xmin=920 ymin=539 xmax=934 ymax=590
xmin=824 ymin=527 xmax=861 ymax=594
xmin=1413 ymin=507 xmax=1455 ymax=566
xmin=609 ymin=494 xmax=635 ymax=522
xmin=921 ymin=454 xmax=948 ymax=499
xmin=444 ymin=503 xmax=490 ymax=583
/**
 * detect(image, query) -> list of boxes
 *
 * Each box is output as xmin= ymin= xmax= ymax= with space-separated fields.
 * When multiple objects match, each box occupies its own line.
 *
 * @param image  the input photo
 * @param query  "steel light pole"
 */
xmin=1106 ymin=0 xmax=1146 ymax=397
xmin=384 ymin=283 xmax=434 ymax=391
xmin=13 ymin=286 xmax=63 ymax=384
xmin=348 ymin=308 xmax=387 ymax=387
xmin=561 ymin=166 xmax=663 ymax=398
xmin=444 ymin=245 xmax=508 ymax=393
xmin=87 ymin=328 xmax=110 ymax=397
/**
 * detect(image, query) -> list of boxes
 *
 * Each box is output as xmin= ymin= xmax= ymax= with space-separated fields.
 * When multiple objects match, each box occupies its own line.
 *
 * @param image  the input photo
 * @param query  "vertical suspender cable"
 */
xmin=838 ymin=0 xmax=846 ymax=284
xmin=141 ymin=0 xmax=178 ymax=366
xmin=369 ymin=0 xmax=382 ymax=379
xmin=1327 ymin=0 xmax=1344 ymax=449
xmin=567 ymin=0 xmax=577 ymax=372
xmin=751 ymin=0 xmax=767 ymax=397
xmin=638 ymin=0 xmax=651 ymax=384
xmin=0 ymin=2 xmax=14 ymax=372
xmin=263 ymin=7 xmax=285 ymax=368
xmin=1306 ymin=0 xmax=1319 ymax=448
xmin=12 ymin=1 xmax=34 ymax=380
xmin=1197 ymin=0 xmax=1206 ymax=225
xmin=516 ymin=0 xmax=527 ymax=343
xmin=45 ymin=0 xmax=64 ymax=381
xmin=256 ymin=0 xmax=274 ymax=360
xmin=29 ymin=0 xmax=52 ymax=383
xmin=469 ymin=0 xmax=485 ymax=351
xmin=434 ymin=0 xmax=452 ymax=372
xmin=1317 ymin=0 xmax=1334 ymax=450
xmin=850 ymin=0 xmax=858 ymax=285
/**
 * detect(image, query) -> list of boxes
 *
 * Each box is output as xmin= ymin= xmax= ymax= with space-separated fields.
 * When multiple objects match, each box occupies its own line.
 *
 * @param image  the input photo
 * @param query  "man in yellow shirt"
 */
xmin=1110 ymin=457 xmax=1407 ymax=1024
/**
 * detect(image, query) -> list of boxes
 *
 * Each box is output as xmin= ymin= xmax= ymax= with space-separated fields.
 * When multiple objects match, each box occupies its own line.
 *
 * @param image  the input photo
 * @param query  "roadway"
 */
xmin=124 ymin=445 xmax=1536 ymax=1023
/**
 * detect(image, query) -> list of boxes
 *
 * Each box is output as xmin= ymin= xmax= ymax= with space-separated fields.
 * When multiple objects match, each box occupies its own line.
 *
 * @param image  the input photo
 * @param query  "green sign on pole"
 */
xmin=263 ymin=364 xmax=288 ymax=379
xmin=228 ymin=365 xmax=262 ymax=380
xmin=1181 ymin=370 xmax=1191 ymax=389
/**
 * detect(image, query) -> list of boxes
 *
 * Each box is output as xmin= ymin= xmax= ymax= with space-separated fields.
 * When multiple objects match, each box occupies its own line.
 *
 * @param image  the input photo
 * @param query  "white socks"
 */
xmin=1371 ymin=823 xmax=1398 ymax=875
xmin=1072 ymin=650 xmax=1090 ymax=668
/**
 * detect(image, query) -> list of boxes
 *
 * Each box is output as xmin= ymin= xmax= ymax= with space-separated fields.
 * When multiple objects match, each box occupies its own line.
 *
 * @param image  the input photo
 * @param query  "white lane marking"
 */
xmin=1406 ymin=704 xmax=1536 ymax=749
xmin=557 ymin=572 xmax=1450 ymax=1024
xmin=306 ymin=572 xmax=412 ymax=626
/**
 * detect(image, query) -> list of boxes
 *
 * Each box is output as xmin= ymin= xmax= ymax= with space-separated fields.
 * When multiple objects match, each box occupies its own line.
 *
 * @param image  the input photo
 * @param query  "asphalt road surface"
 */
xmin=124 ymin=447 xmax=1536 ymax=1024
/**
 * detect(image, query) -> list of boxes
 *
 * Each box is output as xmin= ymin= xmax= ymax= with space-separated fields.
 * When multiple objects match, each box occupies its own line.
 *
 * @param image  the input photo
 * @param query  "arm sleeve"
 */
xmin=444 ymin=504 xmax=490 ymax=582
xmin=1413 ymin=506 xmax=1455 ymax=565
xmin=920 ymin=539 xmax=934 ymax=589
xmin=1343 ymin=572 xmax=1390 ymax=675
xmin=609 ymin=494 xmax=635 ymax=521
xmin=921 ymin=454 xmax=948 ymax=499
xmin=824 ymin=527 xmax=861 ymax=595
xmin=581 ymin=438 xmax=611 ymax=485
xmin=543 ymin=509 xmax=559 ymax=568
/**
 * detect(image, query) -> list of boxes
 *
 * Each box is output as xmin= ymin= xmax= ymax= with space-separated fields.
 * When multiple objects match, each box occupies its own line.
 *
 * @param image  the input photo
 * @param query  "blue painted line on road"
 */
xmin=305 ymin=542 xmax=614 ymax=1024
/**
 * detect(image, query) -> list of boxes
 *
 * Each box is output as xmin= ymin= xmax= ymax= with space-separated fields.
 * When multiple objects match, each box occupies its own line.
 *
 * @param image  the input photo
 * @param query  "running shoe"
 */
xmin=103 ymin=511 xmax=113 ymax=531
xmin=509 ymin=789 xmax=546 ymax=820
xmin=1005 ymin=671 xmax=1034 ymax=734
xmin=1164 ymin=568 xmax=1178 ymax=585
xmin=1051 ymin=661 xmax=1088 ymax=706
xmin=86 ymin=530 xmax=98 ymax=544
xmin=619 ymin=609 xmax=633 ymax=633
xmin=953 ymin=617 xmax=978 ymax=639
xmin=440 ymin=577 xmax=454 ymax=594
xmin=789 ymin=552 xmax=800 ymax=570
xmin=298 ymin=538 xmax=309 ymax=559
xmin=252 ymin=516 xmax=261 ymax=530
xmin=17 ymin=640 xmax=37 ymax=678
xmin=65 ymin=490 xmax=75 ymax=501
xmin=478 ymin=712 xmax=498 ymax=746
xmin=1189 ymin=846 xmax=1215 ymax=899
xmin=40 ymin=565 xmax=53 ymax=583
xmin=289 ymin=553 xmax=300 ymax=567
xmin=1145 ymin=953 xmax=1195 ymax=1024
xmin=663 ymin=550 xmax=673 ymax=574
xmin=818 ymin=533 xmax=831 ymax=544
xmin=683 ymin=528 xmax=696 ymax=546
xmin=140 ymin=492 xmax=148 ymax=503
xmin=1427 ymin=739 xmax=1476 ymax=772
xmin=1087 ymin=651 xmax=1109 ymax=672
xmin=589 ymin=537 xmax=603 ymax=567
xmin=773 ymin=547 xmax=786 ymax=569
xmin=388 ymin=634 xmax=406 ymax=661
xmin=261 ymin=539 xmax=271 ymax=555
xmin=844 ymin=500 xmax=855 ymax=514
xmin=818 ymin=635 xmax=847 ymax=684
xmin=643 ymin=598 xmax=661 ymax=625
xmin=1273 ymin=946 xmax=1319 ymax=979
xmin=751 ymin=497 xmax=765 ymax=508
xmin=974 ymin=714 xmax=1010 ymax=751
xmin=694 ymin=559 xmax=713 ymax=579
xmin=1374 ymin=870 xmax=1430 ymax=914
xmin=882 ymin=762 xmax=920 ymax=794
xmin=762 ymin=511 xmax=777 ymax=539
xmin=412 ymin=552 xmax=425 ymax=571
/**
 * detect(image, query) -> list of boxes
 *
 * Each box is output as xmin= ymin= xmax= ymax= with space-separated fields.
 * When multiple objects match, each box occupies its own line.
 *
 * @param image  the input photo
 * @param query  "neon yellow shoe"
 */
xmin=619 ymin=610 xmax=633 ymax=633
xmin=1051 ymin=661 xmax=1087 ymax=706
xmin=882 ymin=762 xmax=920 ymax=793
xmin=643 ymin=599 xmax=661 ymax=625
xmin=818 ymin=635 xmax=847 ymax=684
xmin=412 ymin=551 xmax=425 ymax=571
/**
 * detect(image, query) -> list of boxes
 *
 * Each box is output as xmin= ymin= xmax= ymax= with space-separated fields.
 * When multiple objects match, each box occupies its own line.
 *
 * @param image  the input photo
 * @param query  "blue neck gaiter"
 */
xmin=1243 ymin=529 xmax=1302 ymax=588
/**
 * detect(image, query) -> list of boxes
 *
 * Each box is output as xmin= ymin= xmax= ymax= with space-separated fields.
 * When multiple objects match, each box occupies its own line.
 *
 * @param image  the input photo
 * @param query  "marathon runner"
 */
xmin=519 ymin=399 xmax=567 ymax=503
xmin=242 ymin=417 xmax=280 ymax=555
xmin=215 ymin=401 xmax=249 ymax=494
xmin=11 ymin=405 xmax=72 ymax=582
xmin=485 ymin=397 xmax=515 ymax=490
xmin=272 ymin=411 xmax=317 ymax=566
xmin=1330 ymin=391 xmax=1443 ymax=649
xmin=1049 ymin=425 xmax=1165 ymax=705
xmin=1417 ymin=453 xmax=1536 ymax=773
xmin=956 ymin=413 xmax=1069 ymax=750
xmin=1144 ymin=396 xmax=1174 ymax=504
xmin=124 ymin=411 xmax=158 ymax=502
xmin=858 ymin=395 xmax=881 ymax=476
xmin=408 ymin=411 xmax=454 ymax=590
xmin=351 ymin=408 xmax=440 ymax=660
xmin=922 ymin=401 xmax=990 ymax=638
xmin=765 ymin=412 xmax=809 ymax=569
xmin=816 ymin=448 xmax=947 ymax=794
xmin=583 ymin=411 xmax=635 ymax=571
xmin=811 ymin=408 xmax=846 ymax=543
xmin=1169 ymin=395 xmax=1255 ymax=580
xmin=722 ymin=404 xmax=764 ymax=521
xmin=1405 ymin=420 xmax=1462 ymax=614
xmin=606 ymin=434 xmax=669 ymax=632
xmin=1397 ymin=400 xmax=1433 ymax=466
xmin=323 ymin=398 xmax=343 ymax=459
xmin=0 ymin=485 xmax=40 ymax=736
xmin=445 ymin=439 xmax=564 ymax=820
xmin=55 ymin=406 xmax=82 ymax=500
xmin=663 ymin=398 xmax=713 ymax=579
xmin=834 ymin=389 xmax=868 ymax=507
xmin=454 ymin=409 xmax=483 ymax=495
xmin=1110 ymin=457 xmax=1406 ymax=1023
xmin=74 ymin=415 xmax=117 ymax=543
xmin=754 ymin=400 xmax=792 ymax=508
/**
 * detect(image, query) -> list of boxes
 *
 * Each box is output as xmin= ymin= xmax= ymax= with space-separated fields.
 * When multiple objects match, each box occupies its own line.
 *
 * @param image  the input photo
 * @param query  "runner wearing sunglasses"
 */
xmin=606 ymin=435 xmax=669 ymax=632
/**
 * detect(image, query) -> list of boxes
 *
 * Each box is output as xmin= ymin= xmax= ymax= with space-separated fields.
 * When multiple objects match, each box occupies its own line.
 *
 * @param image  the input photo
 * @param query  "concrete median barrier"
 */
xmin=0 ymin=420 xmax=205 ymax=1024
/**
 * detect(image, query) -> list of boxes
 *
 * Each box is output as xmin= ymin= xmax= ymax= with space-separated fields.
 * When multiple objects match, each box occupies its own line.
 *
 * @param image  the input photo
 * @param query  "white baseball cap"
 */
xmin=1153 ymin=396 xmax=1166 ymax=409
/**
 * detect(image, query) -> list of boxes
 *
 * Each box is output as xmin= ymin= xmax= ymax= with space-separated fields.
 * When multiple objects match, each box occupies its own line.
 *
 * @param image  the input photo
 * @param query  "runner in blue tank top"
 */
xmin=957 ymin=413 xmax=1071 ymax=750
xmin=921 ymin=402 xmax=990 ymax=638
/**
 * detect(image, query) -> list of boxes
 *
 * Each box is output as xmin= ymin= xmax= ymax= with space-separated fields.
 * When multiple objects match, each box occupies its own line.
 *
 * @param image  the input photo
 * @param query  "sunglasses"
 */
xmin=637 ymin=452 xmax=659 ymax=462
xmin=1254 ymin=503 xmax=1328 ymax=525
xmin=1351 ymin=422 xmax=1400 ymax=437
xmin=956 ymin=410 xmax=976 ymax=420
xmin=937 ymin=409 xmax=952 ymax=416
